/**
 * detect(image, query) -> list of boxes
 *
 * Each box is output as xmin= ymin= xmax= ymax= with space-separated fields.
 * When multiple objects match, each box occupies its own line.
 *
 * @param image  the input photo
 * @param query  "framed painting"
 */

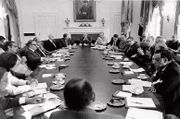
xmin=73 ymin=0 xmax=96 ymax=22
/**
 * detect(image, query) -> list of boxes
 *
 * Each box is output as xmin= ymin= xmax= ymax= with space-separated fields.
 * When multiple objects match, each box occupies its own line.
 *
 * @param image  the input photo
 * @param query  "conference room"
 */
xmin=0 ymin=0 xmax=180 ymax=119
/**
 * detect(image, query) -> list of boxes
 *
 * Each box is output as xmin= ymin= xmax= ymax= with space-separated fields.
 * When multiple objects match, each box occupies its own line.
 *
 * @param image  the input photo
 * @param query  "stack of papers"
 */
xmin=122 ymin=85 xmax=144 ymax=95
xmin=128 ymin=79 xmax=152 ymax=87
xmin=125 ymin=108 xmax=163 ymax=119
xmin=126 ymin=97 xmax=156 ymax=108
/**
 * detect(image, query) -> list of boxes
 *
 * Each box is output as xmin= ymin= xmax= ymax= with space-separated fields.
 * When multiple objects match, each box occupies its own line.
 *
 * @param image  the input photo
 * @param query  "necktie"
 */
xmin=50 ymin=40 xmax=57 ymax=48
xmin=38 ymin=47 xmax=46 ymax=57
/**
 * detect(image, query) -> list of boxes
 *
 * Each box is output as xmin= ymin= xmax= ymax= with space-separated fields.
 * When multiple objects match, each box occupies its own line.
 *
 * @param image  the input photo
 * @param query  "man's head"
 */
xmin=63 ymin=33 xmax=68 ymax=38
xmin=0 ymin=36 xmax=5 ymax=45
xmin=172 ymin=35 xmax=177 ymax=41
xmin=145 ymin=36 xmax=155 ymax=47
xmin=27 ymin=40 xmax=37 ymax=51
xmin=113 ymin=34 xmax=119 ymax=41
xmin=4 ymin=41 xmax=18 ymax=53
xmin=0 ymin=52 xmax=18 ymax=71
xmin=64 ymin=78 xmax=95 ymax=111
xmin=48 ymin=34 xmax=54 ymax=40
xmin=152 ymin=50 xmax=174 ymax=69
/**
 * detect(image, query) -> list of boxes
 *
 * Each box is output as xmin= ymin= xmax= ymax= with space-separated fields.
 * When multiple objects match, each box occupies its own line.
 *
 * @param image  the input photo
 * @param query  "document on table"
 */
xmin=110 ymin=55 xmax=123 ymax=59
xmin=126 ymin=97 xmax=156 ymax=108
xmin=128 ymin=79 xmax=152 ymax=87
xmin=125 ymin=108 xmax=163 ymax=119
xmin=114 ymin=90 xmax=132 ymax=98
xmin=130 ymin=68 xmax=145 ymax=73
xmin=42 ymin=74 xmax=53 ymax=78
xmin=122 ymin=85 xmax=144 ymax=95
xmin=120 ymin=62 xmax=133 ymax=66
xmin=34 ymin=83 xmax=48 ymax=90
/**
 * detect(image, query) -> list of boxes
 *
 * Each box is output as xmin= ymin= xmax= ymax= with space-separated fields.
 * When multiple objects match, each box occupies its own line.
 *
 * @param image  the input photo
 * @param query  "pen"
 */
xmin=131 ymin=101 xmax=143 ymax=104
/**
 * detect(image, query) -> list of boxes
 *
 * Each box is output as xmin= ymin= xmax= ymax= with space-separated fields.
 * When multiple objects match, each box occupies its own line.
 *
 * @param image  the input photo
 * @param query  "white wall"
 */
xmin=15 ymin=0 xmax=176 ymax=46
xmin=0 ymin=0 xmax=5 ymax=37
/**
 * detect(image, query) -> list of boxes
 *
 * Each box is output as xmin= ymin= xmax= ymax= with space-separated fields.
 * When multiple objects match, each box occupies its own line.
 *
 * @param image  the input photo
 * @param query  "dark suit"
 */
xmin=0 ymin=97 xmax=20 ymax=119
xmin=43 ymin=39 xmax=57 ymax=51
xmin=54 ymin=38 xmax=66 ymax=49
xmin=155 ymin=61 xmax=180 ymax=117
xmin=106 ymin=38 xmax=121 ymax=47
xmin=50 ymin=108 xmax=124 ymax=119
xmin=25 ymin=48 xmax=42 ymax=71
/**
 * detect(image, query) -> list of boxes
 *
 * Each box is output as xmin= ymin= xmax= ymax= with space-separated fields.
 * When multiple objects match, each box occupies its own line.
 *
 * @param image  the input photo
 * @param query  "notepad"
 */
xmin=125 ymin=108 xmax=163 ymax=119
xmin=122 ymin=85 xmax=144 ymax=95
xmin=126 ymin=97 xmax=156 ymax=108
xmin=128 ymin=79 xmax=152 ymax=87
xmin=124 ymin=71 xmax=134 ymax=75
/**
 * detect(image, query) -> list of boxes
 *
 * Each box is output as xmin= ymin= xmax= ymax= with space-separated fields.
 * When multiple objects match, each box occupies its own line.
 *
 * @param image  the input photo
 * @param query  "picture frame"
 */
xmin=73 ymin=0 xmax=96 ymax=22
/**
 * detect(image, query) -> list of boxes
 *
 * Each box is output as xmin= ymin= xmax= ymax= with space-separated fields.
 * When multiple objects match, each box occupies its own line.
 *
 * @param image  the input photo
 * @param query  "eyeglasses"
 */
xmin=31 ymin=44 xmax=37 ymax=46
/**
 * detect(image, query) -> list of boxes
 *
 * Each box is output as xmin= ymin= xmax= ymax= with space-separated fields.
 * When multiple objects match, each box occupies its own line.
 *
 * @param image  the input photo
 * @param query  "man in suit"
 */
xmin=152 ymin=50 xmax=180 ymax=118
xmin=50 ymin=78 xmax=123 ymax=119
xmin=81 ymin=33 xmax=92 ymax=47
xmin=106 ymin=34 xmax=121 ymax=51
xmin=24 ymin=40 xmax=48 ymax=71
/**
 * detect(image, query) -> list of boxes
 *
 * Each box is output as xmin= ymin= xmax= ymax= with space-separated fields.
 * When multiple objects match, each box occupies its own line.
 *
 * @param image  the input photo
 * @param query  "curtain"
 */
xmin=3 ymin=0 xmax=21 ymax=46
xmin=139 ymin=0 xmax=164 ymax=36
xmin=121 ymin=0 xmax=133 ymax=37
xmin=174 ymin=1 xmax=180 ymax=35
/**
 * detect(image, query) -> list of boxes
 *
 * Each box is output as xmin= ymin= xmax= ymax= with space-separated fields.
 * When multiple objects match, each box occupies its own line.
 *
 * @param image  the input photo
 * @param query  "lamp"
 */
xmin=101 ymin=18 xmax=105 ymax=27
xmin=65 ymin=18 xmax=70 ymax=27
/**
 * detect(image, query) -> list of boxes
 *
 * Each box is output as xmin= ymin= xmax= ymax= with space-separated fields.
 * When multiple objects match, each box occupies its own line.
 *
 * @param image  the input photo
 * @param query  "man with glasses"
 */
xmin=4 ymin=41 xmax=32 ymax=79
xmin=23 ymin=40 xmax=48 ymax=71
xmin=152 ymin=50 xmax=180 ymax=118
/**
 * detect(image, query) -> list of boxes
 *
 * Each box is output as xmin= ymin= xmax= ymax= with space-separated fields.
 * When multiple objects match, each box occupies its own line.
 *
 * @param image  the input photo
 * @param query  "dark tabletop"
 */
xmin=37 ymin=46 xmax=162 ymax=117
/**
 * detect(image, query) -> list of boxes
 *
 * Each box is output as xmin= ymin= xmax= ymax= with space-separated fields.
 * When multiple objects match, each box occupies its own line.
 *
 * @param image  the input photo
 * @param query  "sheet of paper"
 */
xmin=115 ymin=91 xmax=132 ymax=98
xmin=130 ymin=68 xmax=145 ymax=73
xmin=124 ymin=71 xmax=134 ymax=75
xmin=34 ymin=83 xmax=48 ymax=90
xmin=120 ymin=62 xmax=133 ymax=66
xmin=126 ymin=97 xmax=156 ymax=108
xmin=125 ymin=108 xmax=163 ymax=119
xmin=122 ymin=85 xmax=144 ymax=92
xmin=128 ymin=79 xmax=152 ymax=87
xmin=42 ymin=74 xmax=53 ymax=78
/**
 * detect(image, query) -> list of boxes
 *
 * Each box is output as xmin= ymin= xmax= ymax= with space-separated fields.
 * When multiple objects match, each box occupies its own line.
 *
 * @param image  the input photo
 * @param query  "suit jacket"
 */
xmin=43 ymin=40 xmax=57 ymax=51
xmin=50 ymin=108 xmax=124 ymax=119
xmin=155 ymin=61 xmax=180 ymax=116
xmin=0 ymin=97 xmax=20 ymax=119
xmin=25 ymin=48 xmax=42 ymax=71
xmin=106 ymin=38 xmax=121 ymax=47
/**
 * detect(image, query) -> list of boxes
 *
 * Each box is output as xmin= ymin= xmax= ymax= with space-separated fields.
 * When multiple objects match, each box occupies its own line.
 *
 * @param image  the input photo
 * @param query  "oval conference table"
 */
xmin=34 ymin=46 xmax=161 ymax=118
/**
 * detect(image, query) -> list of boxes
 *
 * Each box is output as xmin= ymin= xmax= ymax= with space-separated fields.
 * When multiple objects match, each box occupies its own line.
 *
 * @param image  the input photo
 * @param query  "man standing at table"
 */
xmin=152 ymin=50 xmax=180 ymax=118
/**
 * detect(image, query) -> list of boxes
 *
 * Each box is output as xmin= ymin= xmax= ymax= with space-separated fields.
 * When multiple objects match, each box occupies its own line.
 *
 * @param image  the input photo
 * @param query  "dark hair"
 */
xmin=0 ymin=67 xmax=6 ymax=81
xmin=26 ymin=39 xmax=34 ymax=47
xmin=64 ymin=78 xmax=95 ymax=111
xmin=155 ymin=49 xmax=174 ymax=61
xmin=0 ymin=52 xmax=18 ymax=71
xmin=0 ymin=36 xmax=5 ymax=41
xmin=63 ymin=33 xmax=67 ymax=38
xmin=3 ymin=41 xmax=16 ymax=51
xmin=113 ymin=34 xmax=118 ymax=38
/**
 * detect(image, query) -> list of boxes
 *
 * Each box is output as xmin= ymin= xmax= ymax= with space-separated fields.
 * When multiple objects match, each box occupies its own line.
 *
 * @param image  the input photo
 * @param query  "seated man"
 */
xmin=81 ymin=33 xmax=92 ymax=47
xmin=166 ymin=35 xmax=180 ymax=51
xmin=106 ymin=34 xmax=121 ymax=51
xmin=23 ymin=40 xmax=48 ymax=71
xmin=50 ymin=78 xmax=123 ymax=119
xmin=61 ymin=33 xmax=74 ymax=47
xmin=152 ymin=50 xmax=180 ymax=118
xmin=4 ymin=41 xmax=32 ymax=79
xmin=95 ymin=32 xmax=107 ymax=46
xmin=0 ymin=67 xmax=44 ymax=119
